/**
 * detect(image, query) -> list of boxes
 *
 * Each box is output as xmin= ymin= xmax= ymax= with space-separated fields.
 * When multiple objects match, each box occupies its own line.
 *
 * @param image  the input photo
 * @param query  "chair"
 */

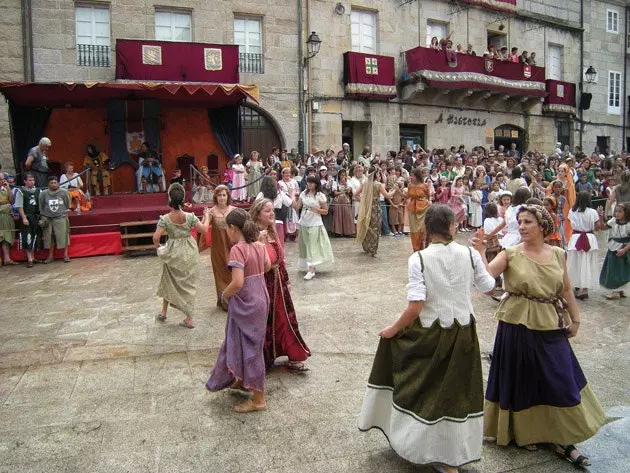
xmin=176 ymin=154 xmax=196 ymax=182
xmin=47 ymin=161 xmax=63 ymax=179
xmin=206 ymin=153 xmax=221 ymax=186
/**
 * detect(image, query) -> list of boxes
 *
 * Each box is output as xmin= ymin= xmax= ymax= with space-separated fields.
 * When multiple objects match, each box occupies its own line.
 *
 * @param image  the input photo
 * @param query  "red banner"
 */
xmin=461 ymin=0 xmax=516 ymax=12
xmin=343 ymin=52 xmax=396 ymax=99
xmin=543 ymin=79 xmax=577 ymax=114
xmin=116 ymin=39 xmax=239 ymax=83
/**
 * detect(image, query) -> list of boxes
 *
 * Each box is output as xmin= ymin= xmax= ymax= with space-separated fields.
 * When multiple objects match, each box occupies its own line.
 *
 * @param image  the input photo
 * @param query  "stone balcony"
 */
xmin=543 ymin=79 xmax=577 ymax=116
xmin=400 ymin=46 xmax=547 ymax=111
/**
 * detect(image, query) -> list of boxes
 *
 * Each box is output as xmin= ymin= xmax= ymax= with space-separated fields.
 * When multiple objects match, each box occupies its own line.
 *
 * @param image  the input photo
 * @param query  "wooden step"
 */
xmin=121 ymin=232 xmax=155 ymax=239
xmin=120 ymin=220 xmax=158 ymax=227
xmin=123 ymin=244 xmax=157 ymax=251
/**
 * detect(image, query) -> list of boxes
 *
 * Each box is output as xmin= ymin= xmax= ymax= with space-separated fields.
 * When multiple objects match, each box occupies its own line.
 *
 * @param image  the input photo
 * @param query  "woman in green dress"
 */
xmin=355 ymin=166 xmax=396 ymax=257
xmin=0 ymin=174 xmax=16 ymax=265
xmin=153 ymin=183 xmax=211 ymax=328
xmin=246 ymin=151 xmax=264 ymax=200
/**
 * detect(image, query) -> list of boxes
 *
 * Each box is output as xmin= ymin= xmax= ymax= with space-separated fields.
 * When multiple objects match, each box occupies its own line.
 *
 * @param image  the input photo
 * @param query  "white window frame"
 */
xmin=546 ymin=43 xmax=564 ymax=81
xmin=426 ymin=20 xmax=449 ymax=47
xmin=608 ymin=71 xmax=621 ymax=115
xmin=155 ymin=9 xmax=192 ymax=42
xmin=75 ymin=4 xmax=110 ymax=46
xmin=607 ymin=9 xmax=619 ymax=34
xmin=233 ymin=17 xmax=262 ymax=54
xmin=351 ymin=9 xmax=377 ymax=53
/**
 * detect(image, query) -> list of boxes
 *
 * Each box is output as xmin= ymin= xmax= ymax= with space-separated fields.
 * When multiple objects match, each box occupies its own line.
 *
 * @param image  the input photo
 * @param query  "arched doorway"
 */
xmin=240 ymin=105 xmax=283 ymax=160
xmin=494 ymin=124 xmax=524 ymax=155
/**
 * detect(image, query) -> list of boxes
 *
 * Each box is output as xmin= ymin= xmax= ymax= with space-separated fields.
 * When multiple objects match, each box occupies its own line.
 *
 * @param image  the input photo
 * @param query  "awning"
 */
xmin=0 ymin=81 xmax=259 ymax=108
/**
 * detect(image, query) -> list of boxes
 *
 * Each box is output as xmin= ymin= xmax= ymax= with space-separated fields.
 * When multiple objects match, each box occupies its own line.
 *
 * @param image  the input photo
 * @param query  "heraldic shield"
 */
xmin=484 ymin=58 xmax=494 ymax=73
xmin=523 ymin=64 xmax=532 ymax=79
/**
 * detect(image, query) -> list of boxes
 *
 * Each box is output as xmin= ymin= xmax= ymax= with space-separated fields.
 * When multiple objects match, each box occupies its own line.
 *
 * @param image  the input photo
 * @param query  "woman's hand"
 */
xmin=566 ymin=322 xmax=580 ymax=338
xmin=617 ymin=247 xmax=628 ymax=257
xmin=469 ymin=229 xmax=486 ymax=254
xmin=378 ymin=325 xmax=399 ymax=339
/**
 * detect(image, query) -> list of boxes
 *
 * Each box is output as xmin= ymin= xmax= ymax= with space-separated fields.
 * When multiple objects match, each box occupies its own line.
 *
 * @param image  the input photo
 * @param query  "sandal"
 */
xmin=233 ymin=399 xmax=266 ymax=413
xmin=556 ymin=444 xmax=591 ymax=468
xmin=41 ymin=258 xmax=54 ymax=264
xmin=63 ymin=257 xmax=71 ymax=263
xmin=286 ymin=361 xmax=310 ymax=372
xmin=605 ymin=292 xmax=620 ymax=300
xmin=433 ymin=465 xmax=458 ymax=473
xmin=620 ymin=291 xmax=626 ymax=298
xmin=157 ymin=314 xmax=167 ymax=321
xmin=178 ymin=320 xmax=194 ymax=329
xmin=26 ymin=261 xmax=34 ymax=268
xmin=522 ymin=444 xmax=538 ymax=451
xmin=3 ymin=260 xmax=19 ymax=265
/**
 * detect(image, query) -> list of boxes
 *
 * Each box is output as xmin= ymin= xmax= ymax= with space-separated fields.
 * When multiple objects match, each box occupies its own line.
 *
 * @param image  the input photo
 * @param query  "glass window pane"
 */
xmin=155 ymin=26 xmax=172 ymax=40
xmin=173 ymin=13 xmax=190 ymax=28
xmin=234 ymin=19 xmax=244 ymax=32
xmin=75 ymin=7 xmax=91 ymax=21
xmin=76 ymin=21 xmax=93 ymax=37
xmin=94 ymin=36 xmax=109 ymax=46
xmin=155 ymin=12 xmax=171 ymax=27
xmin=351 ymin=11 xmax=359 ymax=24
xmin=248 ymin=45 xmax=261 ymax=54
xmin=95 ymin=22 xmax=109 ymax=37
xmin=174 ymin=27 xmax=190 ymax=41
xmin=234 ymin=31 xmax=245 ymax=45
xmin=76 ymin=35 xmax=92 ymax=45
xmin=246 ymin=19 xmax=260 ymax=33
xmin=249 ymin=33 xmax=260 ymax=46
xmin=93 ymin=7 xmax=109 ymax=22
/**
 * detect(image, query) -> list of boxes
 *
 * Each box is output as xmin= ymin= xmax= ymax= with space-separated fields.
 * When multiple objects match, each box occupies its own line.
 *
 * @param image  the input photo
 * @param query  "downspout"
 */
xmin=306 ymin=0 xmax=313 ymax=154
xmin=578 ymin=0 xmax=584 ymax=152
xmin=623 ymin=6 xmax=628 ymax=151
xmin=297 ymin=0 xmax=304 ymax=155
xmin=21 ymin=0 xmax=35 ymax=81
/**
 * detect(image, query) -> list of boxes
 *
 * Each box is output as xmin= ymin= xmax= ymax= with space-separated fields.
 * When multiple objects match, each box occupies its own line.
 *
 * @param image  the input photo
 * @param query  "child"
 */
xmin=488 ymin=181 xmax=501 ymax=205
xmin=388 ymin=177 xmax=406 ymax=236
xmin=170 ymin=168 xmax=184 ymax=185
xmin=543 ymin=196 xmax=563 ymax=247
xmin=222 ymin=157 xmax=234 ymax=190
xmin=153 ymin=183 xmax=210 ymax=328
xmin=469 ymin=180 xmax=483 ymax=229
xmin=551 ymin=180 xmax=567 ymax=247
xmin=38 ymin=176 xmax=71 ymax=263
xmin=206 ymin=208 xmax=271 ymax=412
xmin=482 ymin=202 xmax=503 ymax=294
xmin=435 ymin=176 xmax=450 ymax=204
xmin=598 ymin=202 xmax=630 ymax=299
xmin=497 ymin=190 xmax=512 ymax=233
xmin=231 ymin=154 xmax=247 ymax=202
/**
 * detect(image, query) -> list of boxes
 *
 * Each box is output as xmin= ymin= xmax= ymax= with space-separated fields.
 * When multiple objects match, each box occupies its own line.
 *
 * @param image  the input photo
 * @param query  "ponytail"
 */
xmin=225 ymin=207 xmax=260 ymax=243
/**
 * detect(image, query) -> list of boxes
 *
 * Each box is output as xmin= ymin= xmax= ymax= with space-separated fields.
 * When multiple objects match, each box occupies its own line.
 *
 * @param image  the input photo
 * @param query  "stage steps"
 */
xmin=120 ymin=220 xmax=162 ymax=255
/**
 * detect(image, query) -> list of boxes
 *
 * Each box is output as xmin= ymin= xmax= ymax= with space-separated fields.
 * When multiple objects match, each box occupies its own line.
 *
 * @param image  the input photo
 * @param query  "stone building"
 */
xmin=0 ymin=0 xmax=629 ymax=173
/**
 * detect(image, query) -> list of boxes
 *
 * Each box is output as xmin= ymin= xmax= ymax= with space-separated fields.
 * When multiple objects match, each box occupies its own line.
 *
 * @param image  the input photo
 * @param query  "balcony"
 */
xmin=77 ymin=44 xmax=111 ymax=68
xmin=239 ymin=53 xmax=264 ymax=74
xmin=400 ymin=46 xmax=546 ymax=110
xmin=543 ymin=80 xmax=576 ymax=115
xmin=343 ymin=51 xmax=396 ymax=99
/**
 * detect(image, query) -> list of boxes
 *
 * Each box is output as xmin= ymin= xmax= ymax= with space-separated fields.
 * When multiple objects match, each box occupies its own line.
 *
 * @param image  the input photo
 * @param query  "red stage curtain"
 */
xmin=116 ymin=39 xmax=239 ymax=83
xmin=161 ymin=108 xmax=228 ymax=179
xmin=9 ymin=231 xmax=123 ymax=261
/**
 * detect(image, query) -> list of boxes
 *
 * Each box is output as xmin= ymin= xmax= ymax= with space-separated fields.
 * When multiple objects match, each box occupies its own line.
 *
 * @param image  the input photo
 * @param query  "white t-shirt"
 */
xmin=483 ymin=217 xmax=504 ymax=234
xmin=298 ymin=191 xmax=327 ymax=227
xmin=255 ymin=191 xmax=292 ymax=209
xmin=59 ymin=173 xmax=83 ymax=189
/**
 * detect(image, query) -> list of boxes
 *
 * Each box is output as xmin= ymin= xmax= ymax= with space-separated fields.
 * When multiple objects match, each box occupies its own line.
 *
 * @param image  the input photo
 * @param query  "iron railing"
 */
xmin=77 ymin=44 xmax=111 ymax=67
xmin=239 ymin=52 xmax=264 ymax=74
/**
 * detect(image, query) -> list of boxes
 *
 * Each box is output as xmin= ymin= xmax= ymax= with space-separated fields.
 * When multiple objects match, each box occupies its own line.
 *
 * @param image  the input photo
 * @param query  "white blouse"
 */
xmin=567 ymin=208 xmax=599 ymax=251
xmin=299 ymin=191 xmax=327 ymax=227
xmin=607 ymin=218 xmax=630 ymax=251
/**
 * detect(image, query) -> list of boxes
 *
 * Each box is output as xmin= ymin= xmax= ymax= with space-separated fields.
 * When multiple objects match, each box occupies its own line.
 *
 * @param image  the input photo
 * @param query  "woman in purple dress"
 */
xmin=206 ymin=208 xmax=271 ymax=413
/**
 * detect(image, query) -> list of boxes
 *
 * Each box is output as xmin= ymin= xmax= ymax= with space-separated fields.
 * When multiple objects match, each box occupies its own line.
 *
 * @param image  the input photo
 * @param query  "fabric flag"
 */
xmin=107 ymin=99 xmax=161 ymax=166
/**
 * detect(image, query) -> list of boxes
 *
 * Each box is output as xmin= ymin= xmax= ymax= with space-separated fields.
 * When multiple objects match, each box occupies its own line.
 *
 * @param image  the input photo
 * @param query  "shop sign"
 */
xmin=435 ymin=112 xmax=487 ymax=127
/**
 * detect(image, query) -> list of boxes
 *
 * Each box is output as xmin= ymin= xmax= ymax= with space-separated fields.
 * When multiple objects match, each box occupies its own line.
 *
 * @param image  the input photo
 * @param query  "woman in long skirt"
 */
xmin=206 ymin=208 xmax=270 ymax=412
xmin=246 ymin=151 xmax=264 ymax=200
xmin=292 ymin=176 xmax=334 ymax=280
xmin=359 ymin=205 xmax=496 ymax=473
xmin=475 ymin=204 xmax=605 ymax=468
xmin=406 ymin=168 xmax=431 ymax=250
xmin=567 ymin=191 xmax=601 ymax=300
xmin=599 ymin=202 xmax=630 ymax=299
xmin=278 ymin=167 xmax=300 ymax=240
xmin=331 ymin=169 xmax=355 ymax=237
xmin=153 ymin=183 xmax=210 ymax=328
xmin=250 ymin=199 xmax=311 ymax=371
xmin=205 ymin=185 xmax=234 ymax=311
xmin=355 ymin=167 xmax=395 ymax=257
xmin=230 ymin=154 xmax=247 ymax=202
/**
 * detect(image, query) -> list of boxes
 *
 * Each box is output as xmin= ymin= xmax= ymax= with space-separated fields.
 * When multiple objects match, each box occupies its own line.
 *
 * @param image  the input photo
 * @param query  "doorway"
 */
xmin=399 ymin=124 xmax=426 ymax=150
xmin=596 ymin=136 xmax=610 ymax=155
xmin=240 ymin=105 xmax=283 ymax=161
xmin=494 ymin=124 xmax=524 ymax=155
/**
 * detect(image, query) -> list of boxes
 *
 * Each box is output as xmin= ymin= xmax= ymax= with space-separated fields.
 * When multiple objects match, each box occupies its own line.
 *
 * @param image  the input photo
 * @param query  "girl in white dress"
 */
xmin=486 ymin=187 xmax=532 ymax=249
xmin=230 ymin=155 xmax=247 ymax=202
xmin=469 ymin=180 xmax=483 ymax=229
xmin=567 ymin=191 xmax=602 ymax=299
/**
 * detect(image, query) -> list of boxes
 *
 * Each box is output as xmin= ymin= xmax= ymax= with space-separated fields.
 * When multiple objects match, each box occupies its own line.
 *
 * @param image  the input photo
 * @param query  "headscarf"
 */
xmin=517 ymin=204 xmax=555 ymax=238
xmin=355 ymin=171 xmax=377 ymax=245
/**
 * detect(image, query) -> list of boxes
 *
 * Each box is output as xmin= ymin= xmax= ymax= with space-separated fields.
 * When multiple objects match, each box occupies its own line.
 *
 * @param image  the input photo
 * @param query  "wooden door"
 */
xmin=241 ymin=106 xmax=282 ymax=161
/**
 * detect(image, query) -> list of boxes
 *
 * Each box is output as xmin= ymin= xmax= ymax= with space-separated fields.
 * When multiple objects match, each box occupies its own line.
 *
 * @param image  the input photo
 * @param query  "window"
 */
xmin=234 ymin=17 xmax=263 ymax=73
xmin=547 ymin=44 xmax=564 ymax=81
xmin=426 ymin=21 xmax=448 ymax=47
xmin=75 ymin=5 xmax=110 ymax=67
xmin=608 ymin=71 xmax=621 ymax=114
xmin=556 ymin=120 xmax=571 ymax=150
xmin=487 ymin=32 xmax=507 ymax=51
xmin=155 ymin=9 xmax=191 ymax=42
xmin=607 ymin=9 xmax=619 ymax=33
xmin=351 ymin=9 xmax=376 ymax=53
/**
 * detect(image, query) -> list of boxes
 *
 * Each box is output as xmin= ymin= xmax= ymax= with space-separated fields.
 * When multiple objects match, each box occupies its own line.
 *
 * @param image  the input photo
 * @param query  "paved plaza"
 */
xmin=0 ymin=234 xmax=628 ymax=473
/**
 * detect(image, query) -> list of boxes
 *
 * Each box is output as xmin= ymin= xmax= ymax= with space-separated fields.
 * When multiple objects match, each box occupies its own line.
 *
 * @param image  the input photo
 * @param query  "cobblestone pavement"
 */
xmin=0 ymin=233 xmax=628 ymax=473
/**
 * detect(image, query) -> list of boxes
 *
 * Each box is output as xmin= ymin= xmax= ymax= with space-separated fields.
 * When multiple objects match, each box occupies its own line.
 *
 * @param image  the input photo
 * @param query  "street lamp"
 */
xmin=585 ymin=66 xmax=597 ymax=83
xmin=305 ymin=31 xmax=322 ymax=61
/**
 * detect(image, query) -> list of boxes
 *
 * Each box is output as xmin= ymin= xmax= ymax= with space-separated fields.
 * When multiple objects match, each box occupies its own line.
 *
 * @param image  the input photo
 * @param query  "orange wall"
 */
xmin=44 ymin=106 xmax=227 ymax=189
xmin=44 ymin=108 xmax=109 ymax=172
xmin=160 ymin=107 xmax=227 ymax=180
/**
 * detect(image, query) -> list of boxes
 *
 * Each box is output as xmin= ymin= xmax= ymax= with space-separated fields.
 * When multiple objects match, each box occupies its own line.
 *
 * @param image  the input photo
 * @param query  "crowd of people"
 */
xmin=428 ymin=32 xmax=538 ymax=65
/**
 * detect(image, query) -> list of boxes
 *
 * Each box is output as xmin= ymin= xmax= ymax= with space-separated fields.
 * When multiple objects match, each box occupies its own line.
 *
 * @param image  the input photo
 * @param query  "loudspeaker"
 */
xmin=579 ymin=93 xmax=592 ymax=110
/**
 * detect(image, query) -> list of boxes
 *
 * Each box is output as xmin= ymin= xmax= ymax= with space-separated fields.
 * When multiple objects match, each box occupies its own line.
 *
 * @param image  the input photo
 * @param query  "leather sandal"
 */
xmin=233 ymin=399 xmax=266 ymax=413
xmin=556 ymin=444 xmax=591 ymax=469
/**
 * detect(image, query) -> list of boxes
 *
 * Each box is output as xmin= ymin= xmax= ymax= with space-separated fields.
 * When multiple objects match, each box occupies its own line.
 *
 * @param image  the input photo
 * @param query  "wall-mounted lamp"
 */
xmin=585 ymin=66 xmax=597 ymax=83
xmin=305 ymin=31 xmax=322 ymax=61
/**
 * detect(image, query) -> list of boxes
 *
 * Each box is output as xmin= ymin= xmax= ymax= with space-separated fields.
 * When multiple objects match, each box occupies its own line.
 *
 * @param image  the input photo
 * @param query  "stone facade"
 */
xmin=0 ymin=0 xmax=629 ymax=173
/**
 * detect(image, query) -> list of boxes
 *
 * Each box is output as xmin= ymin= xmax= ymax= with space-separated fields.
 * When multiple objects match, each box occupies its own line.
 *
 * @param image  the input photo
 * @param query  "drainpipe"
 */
xmin=623 ymin=6 xmax=628 ymax=151
xmin=578 ymin=0 xmax=584 ymax=152
xmin=297 ymin=0 xmax=304 ymax=155
xmin=21 ymin=0 xmax=35 ymax=81
xmin=306 ymin=0 xmax=312 ymax=154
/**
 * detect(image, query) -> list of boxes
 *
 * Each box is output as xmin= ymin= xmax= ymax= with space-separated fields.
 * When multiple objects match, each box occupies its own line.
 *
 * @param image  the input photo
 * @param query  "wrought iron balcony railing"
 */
xmin=77 ymin=44 xmax=111 ymax=68
xmin=239 ymin=52 xmax=264 ymax=74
